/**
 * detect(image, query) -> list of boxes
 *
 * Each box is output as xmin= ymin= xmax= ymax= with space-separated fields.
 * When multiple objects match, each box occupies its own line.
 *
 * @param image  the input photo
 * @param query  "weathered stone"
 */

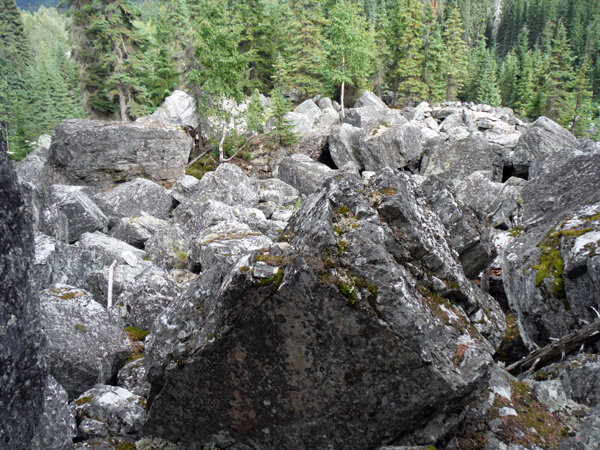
xmin=71 ymin=439 xmax=116 ymax=449
xmin=142 ymin=170 xmax=504 ymax=450
xmin=50 ymin=185 xmax=109 ymax=243
xmin=343 ymin=106 xmax=407 ymax=134
xmin=354 ymin=91 xmax=388 ymax=110
xmin=503 ymin=141 xmax=600 ymax=349
xmin=143 ymin=223 xmax=193 ymax=271
xmin=0 ymin=134 xmax=47 ymax=450
xmin=317 ymin=97 xmax=333 ymax=110
xmin=557 ymin=406 xmax=600 ymax=450
xmin=254 ymin=178 xmax=299 ymax=206
xmin=109 ymin=214 xmax=169 ymax=249
xmin=29 ymin=375 xmax=76 ymax=450
xmin=532 ymin=379 xmax=567 ymax=413
xmin=136 ymin=90 xmax=199 ymax=129
xmin=31 ymin=233 xmax=105 ymax=293
xmin=94 ymin=178 xmax=172 ymax=225
xmin=83 ymin=261 xmax=150 ymax=306
xmin=440 ymin=112 xmax=464 ymax=133
xmin=294 ymin=99 xmax=322 ymax=127
xmin=74 ymin=385 xmax=146 ymax=436
xmin=77 ymin=418 xmax=110 ymax=440
xmin=118 ymin=358 xmax=151 ymax=398
xmin=284 ymin=111 xmax=312 ymax=134
xmin=40 ymin=285 xmax=131 ymax=399
xmin=315 ymin=107 xmax=341 ymax=128
xmin=508 ymin=116 xmax=578 ymax=177
xmin=46 ymin=119 xmax=192 ymax=189
xmin=257 ymin=201 xmax=277 ymax=219
xmin=39 ymin=204 xmax=70 ymax=242
xmin=422 ymin=136 xmax=505 ymax=185
xmin=278 ymin=154 xmax=337 ymax=196
xmin=195 ymin=163 xmax=259 ymax=208
xmin=421 ymin=175 xmax=497 ymax=279
xmin=329 ymin=123 xmax=365 ymax=169
xmin=171 ymin=175 xmax=201 ymax=203
xmin=432 ymin=107 xmax=458 ymax=119
xmin=77 ymin=231 xmax=147 ymax=265
xmin=290 ymin=129 xmax=331 ymax=161
xmin=359 ymin=123 xmax=423 ymax=172
xmin=401 ymin=107 xmax=424 ymax=121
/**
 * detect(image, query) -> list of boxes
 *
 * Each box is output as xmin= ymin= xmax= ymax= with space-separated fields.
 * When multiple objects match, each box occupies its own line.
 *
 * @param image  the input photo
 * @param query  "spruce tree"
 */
xmin=568 ymin=58 xmax=594 ymax=136
xmin=498 ymin=50 xmax=519 ymax=108
xmin=476 ymin=48 xmax=502 ymax=107
xmin=442 ymin=7 xmax=468 ymax=101
xmin=421 ymin=2 xmax=445 ymax=103
xmin=542 ymin=23 xmax=574 ymax=123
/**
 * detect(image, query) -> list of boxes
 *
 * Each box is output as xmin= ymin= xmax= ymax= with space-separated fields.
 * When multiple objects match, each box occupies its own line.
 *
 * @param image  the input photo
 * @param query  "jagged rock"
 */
xmin=195 ymin=163 xmax=259 ymax=208
xmin=486 ymin=132 xmax=522 ymax=149
xmin=257 ymin=201 xmax=277 ymax=219
xmin=83 ymin=262 xmax=151 ymax=306
xmin=432 ymin=107 xmax=458 ymax=119
xmin=503 ymin=141 xmax=600 ymax=349
xmin=557 ymin=406 xmax=600 ymax=450
xmin=46 ymin=119 xmax=192 ymax=189
xmin=189 ymin=220 xmax=272 ymax=269
xmin=143 ymin=223 xmax=193 ymax=271
xmin=136 ymin=90 xmax=199 ymax=129
xmin=271 ymin=205 xmax=295 ymax=222
xmin=421 ymin=175 xmax=497 ymax=279
xmin=0 ymin=132 xmax=47 ymax=449
xmin=73 ymin=385 xmax=146 ymax=436
xmin=77 ymin=418 xmax=110 ymax=440
xmin=343 ymin=106 xmax=407 ymax=134
xmin=401 ymin=107 xmax=424 ymax=121
xmin=290 ymin=129 xmax=331 ymax=162
xmin=31 ymin=233 xmax=105 ymax=293
xmin=456 ymin=172 xmax=523 ymax=229
xmin=94 ymin=178 xmax=173 ymax=225
xmin=294 ymin=99 xmax=322 ymax=127
xmin=29 ymin=375 xmax=76 ymax=450
xmin=532 ymin=379 xmax=567 ymax=413
xmin=317 ymin=97 xmax=333 ymax=110
xmin=171 ymin=175 xmax=201 ymax=203
xmin=422 ymin=136 xmax=505 ymax=185
xmin=39 ymin=204 xmax=69 ymax=242
xmin=284 ymin=111 xmax=312 ymax=134
xmin=15 ymin=141 xmax=50 ymax=189
xmin=18 ymin=180 xmax=44 ymax=231
xmin=354 ymin=91 xmax=388 ymax=110
xmin=254 ymin=178 xmax=300 ymax=206
xmin=118 ymin=358 xmax=151 ymax=398
xmin=440 ymin=112 xmax=464 ymax=132
xmin=359 ymin=123 xmax=422 ymax=172
xmin=77 ymin=231 xmax=147 ymax=265
xmin=40 ymin=285 xmax=131 ymax=399
xmin=507 ymin=116 xmax=578 ymax=177
xmin=142 ymin=169 xmax=504 ymax=450
xmin=316 ymin=107 xmax=341 ymax=128
xmin=329 ymin=123 xmax=365 ymax=169
xmin=109 ymin=214 xmax=169 ymax=249
xmin=50 ymin=185 xmax=109 ymax=243
xmin=278 ymin=153 xmax=337 ymax=196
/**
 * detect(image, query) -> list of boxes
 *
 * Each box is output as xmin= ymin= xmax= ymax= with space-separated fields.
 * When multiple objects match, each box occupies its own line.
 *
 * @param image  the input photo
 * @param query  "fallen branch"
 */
xmin=185 ymin=148 xmax=212 ymax=169
xmin=506 ymin=320 xmax=600 ymax=375
xmin=107 ymin=259 xmax=118 ymax=309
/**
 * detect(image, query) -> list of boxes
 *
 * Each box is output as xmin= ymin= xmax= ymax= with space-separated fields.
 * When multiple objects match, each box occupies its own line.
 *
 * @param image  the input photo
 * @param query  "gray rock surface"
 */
xmin=46 ymin=119 xmax=192 ymax=189
xmin=40 ymin=285 xmax=131 ymax=399
xmin=136 ymin=90 xmax=199 ymax=129
xmin=118 ymin=358 xmax=151 ymax=398
xmin=503 ymin=141 xmax=600 ymax=349
xmin=50 ymin=185 xmax=109 ymax=243
xmin=293 ymin=99 xmax=322 ymax=127
xmin=557 ymin=406 xmax=600 ymax=450
xmin=142 ymin=169 xmax=504 ymax=450
xmin=143 ymin=223 xmax=193 ymax=271
xmin=29 ymin=375 xmax=76 ymax=450
xmin=31 ymin=233 xmax=105 ymax=293
xmin=254 ymin=178 xmax=299 ymax=206
xmin=94 ymin=178 xmax=172 ymax=225
xmin=0 ymin=135 xmax=47 ymax=449
xmin=39 ymin=204 xmax=70 ymax=242
xmin=284 ymin=111 xmax=312 ymax=134
xmin=343 ymin=106 xmax=407 ymax=134
xmin=74 ymin=385 xmax=146 ymax=436
xmin=83 ymin=262 xmax=151 ymax=307
xmin=109 ymin=214 xmax=169 ymax=249
xmin=278 ymin=153 xmax=336 ymax=196
xmin=77 ymin=231 xmax=147 ymax=265
xmin=171 ymin=175 xmax=201 ymax=203
xmin=315 ymin=107 xmax=341 ymax=128
xmin=354 ymin=91 xmax=388 ymax=110
xmin=328 ymin=123 xmax=365 ymax=169
xmin=196 ymin=163 xmax=259 ymax=207
xmin=359 ymin=123 xmax=423 ymax=172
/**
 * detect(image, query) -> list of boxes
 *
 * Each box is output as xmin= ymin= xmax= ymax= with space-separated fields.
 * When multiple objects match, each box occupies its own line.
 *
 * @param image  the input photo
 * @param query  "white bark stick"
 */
xmin=107 ymin=259 xmax=118 ymax=310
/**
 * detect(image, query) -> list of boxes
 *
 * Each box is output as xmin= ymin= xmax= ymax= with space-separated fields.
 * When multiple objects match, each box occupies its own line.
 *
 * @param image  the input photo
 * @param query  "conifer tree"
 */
xmin=568 ymin=58 xmax=594 ymax=136
xmin=476 ymin=48 xmax=502 ymax=107
xmin=498 ymin=50 xmax=519 ymax=108
xmin=421 ymin=1 xmax=445 ymax=102
xmin=542 ymin=22 xmax=574 ymax=123
xmin=442 ymin=7 xmax=468 ymax=101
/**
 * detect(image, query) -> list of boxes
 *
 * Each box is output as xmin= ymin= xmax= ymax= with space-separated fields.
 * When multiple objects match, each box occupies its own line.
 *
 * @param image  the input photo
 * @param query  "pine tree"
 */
xmin=498 ymin=50 xmax=519 ymax=108
xmin=421 ymin=1 xmax=445 ymax=102
xmin=442 ymin=7 xmax=468 ymax=101
xmin=269 ymin=87 xmax=298 ymax=146
xmin=568 ymin=58 xmax=594 ymax=136
xmin=542 ymin=22 xmax=574 ymax=123
xmin=324 ymin=0 xmax=375 ymax=116
xmin=245 ymin=88 xmax=265 ymax=133
xmin=476 ymin=48 xmax=502 ymax=106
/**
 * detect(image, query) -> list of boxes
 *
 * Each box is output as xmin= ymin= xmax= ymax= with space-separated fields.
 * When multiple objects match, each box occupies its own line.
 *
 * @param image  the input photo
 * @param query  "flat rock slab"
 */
xmin=278 ymin=154 xmax=337 ymax=196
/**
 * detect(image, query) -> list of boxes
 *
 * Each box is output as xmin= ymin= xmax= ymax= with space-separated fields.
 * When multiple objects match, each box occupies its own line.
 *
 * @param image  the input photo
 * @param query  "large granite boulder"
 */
xmin=141 ymin=169 xmax=504 ymax=450
xmin=40 ymin=285 xmax=132 ymax=399
xmin=77 ymin=231 xmax=147 ymax=265
xmin=278 ymin=153 xmax=337 ymax=196
xmin=136 ymin=90 xmax=199 ymax=129
xmin=293 ymin=99 xmax=322 ymax=127
xmin=359 ymin=123 xmax=423 ymax=172
xmin=94 ymin=178 xmax=173 ymax=225
xmin=343 ymin=106 xmax=407 ymax=134
xmin=46 ymin=119 xmax=192 ymax=189
xmin=503 ymin=141 xmax=600 ymax=349
xmin=0 ymin=132 xmax=47 ymax=450
xmin=507 ymin=116 xmax=577 ymax=178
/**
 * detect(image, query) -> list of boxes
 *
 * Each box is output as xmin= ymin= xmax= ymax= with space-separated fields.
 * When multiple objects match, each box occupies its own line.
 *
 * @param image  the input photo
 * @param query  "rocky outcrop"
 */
xmin=359 ymin=123 xmax=423 ymax=172
xmin=46 ymin=119 xmax=192 ymax=189
xmin=136 ymin=90 xmax=199 ymax=129
xmin=118 ymin=358 xmax=151 ymax=398
xmin=278 ymin=153 xmax=336 ymax=195
xmin=142 ymin=169 xmax=504 ymax=450
xmin=0 ymin=132 xmax=47 ymax=450
xmin=503 ymin=140 xmax=600 ymax=349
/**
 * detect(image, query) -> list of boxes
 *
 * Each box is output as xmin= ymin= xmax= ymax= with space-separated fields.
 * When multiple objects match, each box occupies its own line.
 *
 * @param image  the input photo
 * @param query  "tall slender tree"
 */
xmin=442 ymin=7 xmax=468 ymax=101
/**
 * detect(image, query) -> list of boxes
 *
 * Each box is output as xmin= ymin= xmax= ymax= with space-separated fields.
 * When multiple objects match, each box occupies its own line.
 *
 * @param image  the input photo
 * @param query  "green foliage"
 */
xmin=245 ymin=88 xmax=266 ymax=133
xmin=442 ymin=7 xmax=468 ymax=101
xmin=125 ymin=326 xmax=151 ymax=341
xmin=269 ymin=88 xmax=298 ymax=146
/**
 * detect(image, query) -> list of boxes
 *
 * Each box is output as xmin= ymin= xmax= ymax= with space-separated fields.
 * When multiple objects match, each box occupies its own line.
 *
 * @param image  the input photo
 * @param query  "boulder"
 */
xmin=254 ymin=178 xmax=300 ymax=206
xmin=294 ymin=99 xmax=322 ymax=127
xmin=291 ymin=129 xmax=331 ymax=161
xmin=31 ymin=233 xmax=106 ymax=293
xmin=329 ymin=123 xmax=365 ymax=169
xmin=46 ymin=119 xmax=192 ymax=189
xmin=401 ymin=107 xmax=424 ymax=121
xmin=142 ymin=169 xmax=503 ymax=450
xmin=143 ymin=223 xmax=194 ymax=271
xmin=77 ymin=231 xmax=147 ymax=266
xmin=171 ymin=175 xmax=201 ymax=203
xmin=317 ymin=97 xmax=333 ymax=110
xmin=50 ymin=185 xmax=109 ymax=243
xmin=39 ymin=204 xmax=69 ymax=242
xmin=315 ymin=107 xmax=341 ymax=128
xmin=359 ymin=123 xmax=423 ymax=172
xmin=557 ymin=406 xmax=600 ymax=450
xmin=0 ymin=135 xmax=47 ymax=450
xmin=278 ymin=153 xmax=337 ymax=196
xmin=421 ymin=135 xmax=505 ymax=185
xmin=508 ymin=116 xmax=577 ymax=177
xmin=354 ymin=91 xmax=388 ymax=110
xmin=343 ymin=106 xmax=407 ymax=134
xmin=118 ymin=358 xmax=151 ymax=398
xmin=29 ymin=375 xmax=76 ymax=450
xmin=502 ymin=141 xmax=600 ymax=349
xmin=284 ymin=111 xmax=312 ymax=134
xmin=421 ymin=175 xmax=497 ymax=279
xmin=84 ymin=262 xmax=148 ymax=306
xmin=73 ymin=385 xmax=146 ymax=436
xmin=196 ymin=163 xmax=259 ymax=208
xmin=94 ymin=178 xmax=173 ymax=225
xmin=15 ymin=141 xmax=50 ymax=192
xmin=136 ymin=90 xmax=199 ymax=129
xmin=108 ymin=214 xmax=170 ymax=249
xmin=431 ymin=107 xmax=458 ymax=119
xmin=40 ymin=285 xmax=131 ymax=399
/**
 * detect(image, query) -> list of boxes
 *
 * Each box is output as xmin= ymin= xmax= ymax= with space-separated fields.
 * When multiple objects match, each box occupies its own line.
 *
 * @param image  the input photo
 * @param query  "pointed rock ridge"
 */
xmin=503 ymin=140 xmax=600 ymax=350
xmin=141 ymin=169 xmax=504 ymax=450
xmin=46 ymin=119 xmax=192 ymax=189
xmin=0 ymin=126 xmax=47 ymax=450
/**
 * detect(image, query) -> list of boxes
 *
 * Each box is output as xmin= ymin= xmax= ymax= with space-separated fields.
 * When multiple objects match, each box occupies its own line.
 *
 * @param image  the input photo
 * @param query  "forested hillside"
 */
xmin=2 ymin=0 xmax=599 ymax=159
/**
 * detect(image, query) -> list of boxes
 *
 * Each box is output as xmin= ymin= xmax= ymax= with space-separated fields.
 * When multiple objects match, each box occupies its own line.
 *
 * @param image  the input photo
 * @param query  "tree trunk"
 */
xmin=118 ymin=83 xmax=128 ymax=122
xmin=218 ymin=122 xmax=227 ymax=163
xmin=340 ymin=81 xmax=345 ymax=120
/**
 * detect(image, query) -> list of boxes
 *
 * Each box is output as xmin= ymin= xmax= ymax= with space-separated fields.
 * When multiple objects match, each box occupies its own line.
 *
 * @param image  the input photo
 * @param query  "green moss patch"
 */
xmin=74 ymin=394 xmax=94 ymax=406
xmin=125 ymin=326 xmax=151 ymax=341
xmin=75 ymin=323 xmax=86 ymax=333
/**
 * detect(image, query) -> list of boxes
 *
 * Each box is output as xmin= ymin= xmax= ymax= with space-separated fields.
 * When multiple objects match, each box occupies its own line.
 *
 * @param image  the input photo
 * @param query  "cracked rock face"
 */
xmin=142 ymin=170 xmax=504 ymax=450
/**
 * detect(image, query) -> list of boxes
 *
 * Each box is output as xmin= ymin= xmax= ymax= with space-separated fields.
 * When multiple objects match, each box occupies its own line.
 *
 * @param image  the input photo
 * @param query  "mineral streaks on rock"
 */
xmin=0 ymin=130 xmax=47 ymax=450
xmin=142 ymin=171 xmax=502 ymax=449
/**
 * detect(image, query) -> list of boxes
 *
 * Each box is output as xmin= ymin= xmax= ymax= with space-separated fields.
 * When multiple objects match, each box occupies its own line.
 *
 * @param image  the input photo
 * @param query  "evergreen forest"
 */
xmin=2 ymin=0 xmax=599 ymax=160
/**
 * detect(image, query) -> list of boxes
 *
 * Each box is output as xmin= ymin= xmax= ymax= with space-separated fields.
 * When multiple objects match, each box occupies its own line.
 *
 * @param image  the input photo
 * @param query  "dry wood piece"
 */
xmin=507 ymin=320 xmax=600 ymax=375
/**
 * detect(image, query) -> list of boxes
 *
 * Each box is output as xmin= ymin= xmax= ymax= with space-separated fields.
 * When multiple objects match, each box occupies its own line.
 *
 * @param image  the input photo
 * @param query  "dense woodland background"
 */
xmin=1 ymin=0 xmax=599 ymax=160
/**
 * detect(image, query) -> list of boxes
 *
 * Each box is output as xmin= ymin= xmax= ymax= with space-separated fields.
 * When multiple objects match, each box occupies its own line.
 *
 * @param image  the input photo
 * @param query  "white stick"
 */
xmin=107 ymin=259 xmax=118 ymax=310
